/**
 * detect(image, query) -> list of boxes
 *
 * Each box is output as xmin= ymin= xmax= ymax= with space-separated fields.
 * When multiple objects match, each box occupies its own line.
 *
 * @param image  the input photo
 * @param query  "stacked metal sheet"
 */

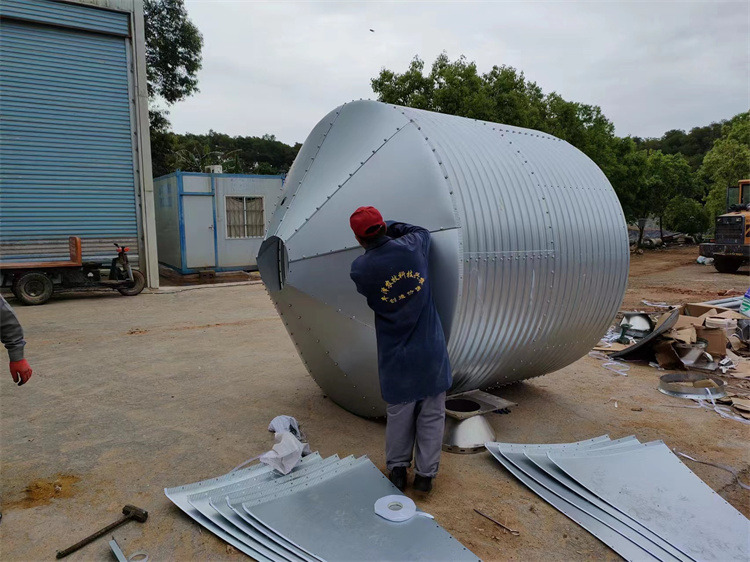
xmin=486 ymin=436 xmax=750 ymax=562
xmin=165 ymin=453 xmax=479 ymax=562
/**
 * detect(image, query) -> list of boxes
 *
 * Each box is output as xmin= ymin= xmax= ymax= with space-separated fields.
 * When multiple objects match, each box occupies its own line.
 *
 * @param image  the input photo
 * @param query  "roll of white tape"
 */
xmin=374 ymin=495 xmax=434 ymax=522
xmin=375 ymin=495 xmax=416 ymax=522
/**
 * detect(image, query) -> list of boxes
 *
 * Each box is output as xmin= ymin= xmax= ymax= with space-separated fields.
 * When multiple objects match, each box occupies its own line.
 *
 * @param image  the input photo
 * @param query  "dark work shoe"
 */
xmin=389 ymin=467 xmax=407 ymax=491
xmin=413 ymin=474 xmax=433 ymax=493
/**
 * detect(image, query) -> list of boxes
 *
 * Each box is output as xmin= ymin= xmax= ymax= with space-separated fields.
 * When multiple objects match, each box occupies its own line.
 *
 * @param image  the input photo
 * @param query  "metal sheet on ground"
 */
xmin=187 ymin=457 xmax=337 ymax=562
xmin=485 ymin=435 xmax=626 ymax=453
xmin=165 ymin=455 xmax=323 ymax=562
xmin=209 ymin=497 xmax=315 ymax=562
xmin=165 ymin=468 xmax=275 ymax=562
xmin=548 ymin=442 xmax=750 ymax=562
xmin=227 ymin=456 xmax=362 ymax=508
xmin=222 ymin=457 xmax=363 ymax=562
xmin=243 ymin=459 xmax=479 ymax=562
xmin=487 ymin=445 xmax=659 ymax=562
xmin=227 ymin=457 xmax=367 ymax=561
xmin=523 ymin=450 xmax=693 ymax=562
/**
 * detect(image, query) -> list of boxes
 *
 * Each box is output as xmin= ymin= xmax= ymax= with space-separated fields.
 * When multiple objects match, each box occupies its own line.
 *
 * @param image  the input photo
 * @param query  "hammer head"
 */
xmin=122 ymin=505 xmax=148 ymax=522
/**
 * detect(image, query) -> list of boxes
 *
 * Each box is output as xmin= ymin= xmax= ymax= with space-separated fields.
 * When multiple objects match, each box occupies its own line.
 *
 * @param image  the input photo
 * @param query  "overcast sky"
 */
xmin=168 ymin=0 xmax=749 ymax=146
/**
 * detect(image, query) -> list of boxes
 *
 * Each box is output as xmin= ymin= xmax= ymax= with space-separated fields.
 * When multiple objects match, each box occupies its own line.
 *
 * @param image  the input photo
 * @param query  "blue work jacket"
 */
xmin=350 ymin=222 xmax=452 ymax=404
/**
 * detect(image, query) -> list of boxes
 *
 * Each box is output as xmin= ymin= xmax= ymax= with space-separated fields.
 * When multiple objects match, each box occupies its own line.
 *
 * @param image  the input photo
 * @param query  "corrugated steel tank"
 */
xmin=258 ymin=100 xmax=629 ymax=417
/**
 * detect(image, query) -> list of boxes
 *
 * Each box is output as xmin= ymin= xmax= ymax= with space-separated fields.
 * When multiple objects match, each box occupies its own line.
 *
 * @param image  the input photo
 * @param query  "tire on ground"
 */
xmin=14 ymin=272 xmax=54 ymax=305
xmin=117 ymin=269 xmax=146 ymax=296
xmin=713 ymin=256 xmax=743 ymax=274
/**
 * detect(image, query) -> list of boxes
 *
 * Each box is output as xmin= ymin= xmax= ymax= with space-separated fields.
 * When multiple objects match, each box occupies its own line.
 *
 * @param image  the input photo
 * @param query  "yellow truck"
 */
xmin=700 ymin=179 xmax=750 ymax=273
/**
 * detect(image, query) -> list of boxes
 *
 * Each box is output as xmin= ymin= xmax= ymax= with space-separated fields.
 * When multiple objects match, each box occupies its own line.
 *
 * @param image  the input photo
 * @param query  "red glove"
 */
xmin=9 ymin=359 xmax=32 ymax=386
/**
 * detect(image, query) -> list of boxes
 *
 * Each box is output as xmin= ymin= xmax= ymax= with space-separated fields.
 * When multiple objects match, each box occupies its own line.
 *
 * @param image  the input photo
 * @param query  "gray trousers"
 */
xmin=385 ymin=392 xmax=446 ymax=478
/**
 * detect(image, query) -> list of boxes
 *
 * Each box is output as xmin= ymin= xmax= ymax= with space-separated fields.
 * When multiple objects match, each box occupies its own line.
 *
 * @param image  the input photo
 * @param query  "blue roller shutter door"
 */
xmin=0 ymin=1 xmax=138 ymax=262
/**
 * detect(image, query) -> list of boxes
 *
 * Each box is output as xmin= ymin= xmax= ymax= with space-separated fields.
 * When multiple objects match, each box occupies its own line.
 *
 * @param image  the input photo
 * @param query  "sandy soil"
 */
xmin=0 ymin=247 xmax=748 ymax=562
xmin=623 ymin=246 xmax=748 ymax=311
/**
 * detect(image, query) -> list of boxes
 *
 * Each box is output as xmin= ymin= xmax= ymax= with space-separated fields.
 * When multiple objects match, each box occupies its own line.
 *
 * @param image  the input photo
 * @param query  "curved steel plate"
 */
xmin=548 ymin=442 xmax=750 ymax=562
xmin=487 ymin=445 xmax=659 ymax=561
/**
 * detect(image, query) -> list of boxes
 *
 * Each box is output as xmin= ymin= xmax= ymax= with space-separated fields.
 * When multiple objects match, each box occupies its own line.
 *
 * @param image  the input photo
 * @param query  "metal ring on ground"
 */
xmin=658 ymin=373 xmax=727 ymax=400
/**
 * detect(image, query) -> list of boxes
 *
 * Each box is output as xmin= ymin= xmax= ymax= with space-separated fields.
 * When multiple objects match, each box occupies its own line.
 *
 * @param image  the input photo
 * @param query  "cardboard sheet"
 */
xmin=667 ymin=326 xmax=697 ymax=345
xmin=695 ymin=326 xmax=729 ymax=359
xmin=654 ymin=340 xmax=684 ymax=370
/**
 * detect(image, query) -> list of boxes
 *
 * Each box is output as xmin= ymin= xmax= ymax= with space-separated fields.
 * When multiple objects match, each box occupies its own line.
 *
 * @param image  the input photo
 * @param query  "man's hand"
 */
xmin=9 ymin=359 xmax=32 ymax=386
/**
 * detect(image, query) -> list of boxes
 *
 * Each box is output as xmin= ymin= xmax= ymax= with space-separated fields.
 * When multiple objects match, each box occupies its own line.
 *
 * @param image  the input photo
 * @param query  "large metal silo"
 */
xmin=258 ymin=100 xmax=629 ymax=417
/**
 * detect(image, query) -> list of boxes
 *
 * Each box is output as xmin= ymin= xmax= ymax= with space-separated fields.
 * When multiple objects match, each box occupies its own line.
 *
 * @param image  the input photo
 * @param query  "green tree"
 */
xmin=663 ymin=196 xmax=710 ymax=238
xmin=700 ymin=112 xmax=750 ymax=219
xmin=605 ymin=138 xmax=650 ymax=245
xmin=645 ymin=151 xmax=696 ymax=238
xmin=144 ymin=0 xmax=203 ymax=174
xmin=635 ymin=122 xmax=725 ymax=171
xmin=371 ymin=53 xmax=617 ymax=177
xmin=371 ymin=56 xmax=434 ymax=110
xmin=144 ymin=0 xmax=203 ymax=107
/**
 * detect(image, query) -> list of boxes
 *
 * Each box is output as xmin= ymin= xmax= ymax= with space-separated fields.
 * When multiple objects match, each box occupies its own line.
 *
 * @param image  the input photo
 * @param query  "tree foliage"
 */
xmin=664 ymin=196 xmax=710 ymax=236
xmin=635 ymin=123 xmax=724 ymax=171
xmin=372 ymin=54 xmax=616 ymax=172
xmin=144 ymin=0 xmax=203 ymax=105
xmin=645 ymin=151 xmax=695 ymax=236
xmin=371 ymin=53 xmax=745 ymax=240
xmin=150 ymin=130 xmax=301 ymax=178
xmin=699 ymin=112 xmax=750 ymax=219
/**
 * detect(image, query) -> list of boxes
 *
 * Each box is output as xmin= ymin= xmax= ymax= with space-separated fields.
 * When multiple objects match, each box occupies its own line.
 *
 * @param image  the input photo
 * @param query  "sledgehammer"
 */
xmin=56 ymin=504 xmax=148 ymax=559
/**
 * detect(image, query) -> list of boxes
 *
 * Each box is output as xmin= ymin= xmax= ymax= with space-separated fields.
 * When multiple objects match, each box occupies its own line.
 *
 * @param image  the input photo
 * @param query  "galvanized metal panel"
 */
xmin=548 ymin=441 xmax=750 ymax=562
xmin=0 ymin=0 xmax=130 ymax=36
xmin=164 ymin=462 xmax=280 ymax=561
xmin=202 ymin=457 xmax=340 ymax=562
xmin=229 ymin=456 xmax=364 ymax=508
xmin=191 ymin=454 xmax=330 ymax=562
xmin=487 ymin=444 xmax=660 ymax=562
xmin=259 ymin=100 xmax=629 ymax=417
xmin=0 ymin=17 xmax=139 ymax=261
xmin=242 ymin=458 xmax=479 ymax=562
xmin=523 ymin=449 xmax=692 ymax=562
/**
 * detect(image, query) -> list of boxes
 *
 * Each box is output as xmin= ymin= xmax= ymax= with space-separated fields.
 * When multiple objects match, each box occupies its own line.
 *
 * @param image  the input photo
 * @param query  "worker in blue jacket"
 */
xmin=349 ymin=206 xmax=451 ymax=493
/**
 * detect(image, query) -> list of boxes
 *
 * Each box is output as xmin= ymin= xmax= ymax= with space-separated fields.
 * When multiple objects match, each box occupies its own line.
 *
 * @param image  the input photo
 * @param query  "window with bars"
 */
xmin=226 ymin=196 xmax=264 ymax=238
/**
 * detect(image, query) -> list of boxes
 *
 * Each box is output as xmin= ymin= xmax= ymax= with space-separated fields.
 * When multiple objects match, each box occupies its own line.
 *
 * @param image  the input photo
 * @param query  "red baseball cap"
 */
xmin=350 ymin=206 xmax=386 ymax=238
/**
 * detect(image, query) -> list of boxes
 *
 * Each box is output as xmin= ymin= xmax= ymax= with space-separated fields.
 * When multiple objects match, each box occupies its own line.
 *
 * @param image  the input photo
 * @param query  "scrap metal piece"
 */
xmin=548 ymin=441 xmax=750 ymax=562
xmin=109 ymin=539 xmax=128 ymax=562
xmin=486 ymin=444 xmax=660 ymax=561
xmin=658 ymin=373 xmax=727 ymax=400
xmin=444 ymin=390 xmax=516 ymax=420
xmin=259 ymin=100 xmax=630 ymax=417
xmin=473 ymin=509 xmax=520 ymax=536
xmin=673 ymin=341 xmax=709 ymax=367
xmin=620 ymin=313 xmax=654 ymax=338
xmin=443 ymin=415 xmax=496 ymax=454
xmin=241 ymin=459 xmax=479 ymax=562
xmin=611 ymin=307 xmax=680 ymax=360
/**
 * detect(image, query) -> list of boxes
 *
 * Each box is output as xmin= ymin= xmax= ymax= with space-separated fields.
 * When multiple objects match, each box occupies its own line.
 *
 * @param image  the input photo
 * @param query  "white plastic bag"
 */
xmin=259 ymin=431 xmax=311 ymax=475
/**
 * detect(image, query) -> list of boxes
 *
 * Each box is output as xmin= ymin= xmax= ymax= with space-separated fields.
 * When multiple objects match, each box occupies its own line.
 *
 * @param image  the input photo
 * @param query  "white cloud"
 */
xmin=168 ymin=0 xmax=749 ymax=145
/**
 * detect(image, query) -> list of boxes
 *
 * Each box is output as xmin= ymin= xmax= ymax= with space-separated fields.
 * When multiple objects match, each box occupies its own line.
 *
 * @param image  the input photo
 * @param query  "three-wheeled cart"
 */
xmin=0 ymin=237 xmax=145 ymax=305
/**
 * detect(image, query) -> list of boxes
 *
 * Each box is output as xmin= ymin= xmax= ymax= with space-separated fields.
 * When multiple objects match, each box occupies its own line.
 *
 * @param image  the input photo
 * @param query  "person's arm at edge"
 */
xmin=385 ymin=221 xmax=430 ymax=255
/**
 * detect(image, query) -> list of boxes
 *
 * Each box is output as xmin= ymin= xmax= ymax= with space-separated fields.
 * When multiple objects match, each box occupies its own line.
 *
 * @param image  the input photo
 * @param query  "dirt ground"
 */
xmin=1 ymin=246 xmax=748 ymax=562
xmin=623 ymin=246 xmax=748 ymax=311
